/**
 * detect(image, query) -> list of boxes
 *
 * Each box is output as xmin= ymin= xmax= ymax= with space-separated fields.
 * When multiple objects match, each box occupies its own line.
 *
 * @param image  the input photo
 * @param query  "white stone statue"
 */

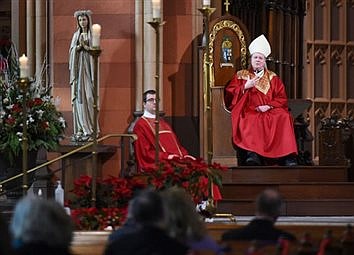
xmin=69 ymin=10 xmax=99 ymax=142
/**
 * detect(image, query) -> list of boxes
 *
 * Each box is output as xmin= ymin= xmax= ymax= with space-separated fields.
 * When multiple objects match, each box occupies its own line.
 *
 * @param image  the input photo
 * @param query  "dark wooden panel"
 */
xmin=207 ymin=223 xmax=349 ymax=242
xmin=221 ymin=183 xmax=354 ymax=199
xmin=285 ymin=200 xmax=354 ymax=216
xmin=216 ymin=200 xmax=254 ymax=215
xmin=279 ymin=184 xmax=354 ymax=199
xmin=222 ymin=166 xmax=349 ymax=183
xmin=217 ymin=199 xmax=354 ymax=216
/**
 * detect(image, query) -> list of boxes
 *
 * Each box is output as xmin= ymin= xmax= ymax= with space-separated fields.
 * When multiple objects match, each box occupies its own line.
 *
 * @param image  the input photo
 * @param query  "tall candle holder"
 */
xmin=148 ymin=18 xmax=165 ymax=167
xmin=18 ymin=77 xmax=32 ymax=195
xmin=87 ymin=46 xmax=101 ymax=207
xmin=198 ymin=6 xmax=215 ymax=165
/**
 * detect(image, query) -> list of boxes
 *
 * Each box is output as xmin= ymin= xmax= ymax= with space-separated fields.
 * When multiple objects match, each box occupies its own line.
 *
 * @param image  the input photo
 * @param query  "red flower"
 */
xmin=69 ymin=158 xmax=226 ymax=230
xmin=5 ymin=117 xmax=15 ymax=125
xmin=28 ymin=98 xmax=43 ymax=108
xmin=12 ymin=103 xmax=22 ymax=113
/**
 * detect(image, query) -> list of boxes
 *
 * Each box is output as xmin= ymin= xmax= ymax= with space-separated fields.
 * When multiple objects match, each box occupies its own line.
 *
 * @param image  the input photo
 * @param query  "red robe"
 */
xmin=133 ymin=116 xmax=222 ymax=201
xmin=224 ymin=69 xmax=298 ymax=158
xmin=133 ymin=116 xmax=189 ymax=171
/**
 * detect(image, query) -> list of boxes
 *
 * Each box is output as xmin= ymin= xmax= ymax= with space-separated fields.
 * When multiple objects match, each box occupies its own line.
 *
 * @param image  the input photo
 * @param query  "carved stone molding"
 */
xmin=331 ymin=46 xmax=344 ymax=66
xmin=348 ymin=47 xmax=354 ymax=65
xmin=331 ymin=103 xmax=345 ymax=118
xmin=315 ymin=104 xmax=328 ymax=121
xmin=315 ymin=46 xmax=327 ymax=65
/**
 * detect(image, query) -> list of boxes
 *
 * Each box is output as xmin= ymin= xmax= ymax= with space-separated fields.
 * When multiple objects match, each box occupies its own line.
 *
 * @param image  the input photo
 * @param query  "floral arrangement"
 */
xmin=69 ymin=175 xmax=147 ymax=230
xmin=0 ymin=41 xmax=66 ymax=165
xmin=69 ymin=158 xmax=226 ymax=230
xmin=143 ymin=157 xmax=225 ymax=203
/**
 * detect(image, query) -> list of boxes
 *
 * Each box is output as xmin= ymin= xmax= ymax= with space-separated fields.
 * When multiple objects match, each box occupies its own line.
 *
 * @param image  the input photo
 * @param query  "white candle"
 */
xmin=92 ymin=24 xmax=101 ymax=47
xmin=19 ymin=54 xmax=28 ymax=78
xmin=152 ymin=0 xmax=161 ymax=19
xmin=203 ymin=0 xmax=211 ymax=7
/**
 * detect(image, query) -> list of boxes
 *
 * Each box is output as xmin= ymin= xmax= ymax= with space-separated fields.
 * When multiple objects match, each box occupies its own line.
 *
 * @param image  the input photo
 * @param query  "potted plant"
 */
xmin=0 ymin=40 xmax=66 ymax=185
xmin=69 ymin=158 xmax=226 ymax=230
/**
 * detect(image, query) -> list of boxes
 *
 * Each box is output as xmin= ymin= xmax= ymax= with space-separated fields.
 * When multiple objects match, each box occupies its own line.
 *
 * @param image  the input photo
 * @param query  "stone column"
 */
xmin=26 ymin=0 xmax=35 ymax=77
xmin=135 ymin=0 xmax=164 ymax=112
xmin=35 ymin=0 xmax=46 ymax=82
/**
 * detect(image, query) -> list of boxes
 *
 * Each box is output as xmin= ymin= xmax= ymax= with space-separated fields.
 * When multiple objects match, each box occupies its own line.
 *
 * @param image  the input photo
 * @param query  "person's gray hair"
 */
xmin=10 ymin=197 xmax=73 ymax=247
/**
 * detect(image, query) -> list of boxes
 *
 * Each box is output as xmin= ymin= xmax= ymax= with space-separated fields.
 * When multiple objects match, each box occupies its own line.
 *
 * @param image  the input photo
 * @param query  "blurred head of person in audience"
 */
xmin=10 ymin=197 xmax=73 ymax=255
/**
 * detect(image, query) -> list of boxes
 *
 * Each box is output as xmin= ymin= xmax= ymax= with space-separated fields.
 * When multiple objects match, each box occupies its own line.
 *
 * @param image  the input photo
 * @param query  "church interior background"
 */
xmin=1 ymin=2 xmax=354 ymax=251
xmin=0 ymin=0 xmax=353 ymax=177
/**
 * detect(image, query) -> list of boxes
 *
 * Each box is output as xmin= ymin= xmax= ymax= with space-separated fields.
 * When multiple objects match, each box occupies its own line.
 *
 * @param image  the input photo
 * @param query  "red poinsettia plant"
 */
xmin=69 ymin=175 xmax=146 ymax=230
xmin=69 ymin=158 xmax=226 ymax=230
xmin=142 ymin=157 xmax=226 ymax=203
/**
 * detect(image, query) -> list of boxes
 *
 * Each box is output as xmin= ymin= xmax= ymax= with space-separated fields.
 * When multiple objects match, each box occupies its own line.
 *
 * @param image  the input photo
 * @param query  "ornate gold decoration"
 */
xmin=220 ymin=36 xmax=234 ymax=67
xmin=208 ymin=19 xmax=248 ymax=88
xmin=199 ymin=6 xmax=216 ymax=166
xmin=224 ymin=0 xmax=231 ymax=13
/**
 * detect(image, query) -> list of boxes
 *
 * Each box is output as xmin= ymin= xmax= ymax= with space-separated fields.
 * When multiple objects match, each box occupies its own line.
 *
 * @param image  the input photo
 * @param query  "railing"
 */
xmin=0 ymin=133 xmax=137 ymax=196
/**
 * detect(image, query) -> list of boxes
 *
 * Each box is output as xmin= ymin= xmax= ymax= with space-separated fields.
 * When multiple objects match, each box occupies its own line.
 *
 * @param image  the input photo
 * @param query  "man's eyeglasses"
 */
xmin=145 ymin=98 xmax=157 ymax=103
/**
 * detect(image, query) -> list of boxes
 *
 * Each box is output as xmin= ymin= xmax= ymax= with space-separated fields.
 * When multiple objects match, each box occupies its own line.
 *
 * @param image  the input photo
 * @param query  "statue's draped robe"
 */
xmin=69 ymin=29 xmax=98 ymax=136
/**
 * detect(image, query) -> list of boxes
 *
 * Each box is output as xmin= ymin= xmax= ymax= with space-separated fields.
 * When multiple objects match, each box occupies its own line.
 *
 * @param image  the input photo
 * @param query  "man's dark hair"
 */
xmin=129 ymin=189 xmax=164 ymax=227
xmin=256 ymin=189 xmax=282 ymax=218
xmin=143 ymin=90 xmax=156 ymax=102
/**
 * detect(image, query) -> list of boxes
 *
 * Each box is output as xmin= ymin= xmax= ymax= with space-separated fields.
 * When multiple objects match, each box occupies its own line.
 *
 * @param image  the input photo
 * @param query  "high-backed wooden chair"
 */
xmin=200 ymin=14 xmax=250 ymax=167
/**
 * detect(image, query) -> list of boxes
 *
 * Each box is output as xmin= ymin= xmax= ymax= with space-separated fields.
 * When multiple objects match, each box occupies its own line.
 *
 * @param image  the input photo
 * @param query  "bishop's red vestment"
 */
xmin=224 ymin=69 xmax=298 ymax=158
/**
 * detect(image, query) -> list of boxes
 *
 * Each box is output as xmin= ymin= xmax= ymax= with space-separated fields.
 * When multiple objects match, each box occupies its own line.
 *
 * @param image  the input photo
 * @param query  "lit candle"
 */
xmin=203 ymin=0 xmax=211 ymax=7
xmin=19 ymin=54 xmax=28 ymax=78
xmin=152 ymin=0 xmax=161 ymax=19
xmin=92 ymin=24 xmax=101 ymax=47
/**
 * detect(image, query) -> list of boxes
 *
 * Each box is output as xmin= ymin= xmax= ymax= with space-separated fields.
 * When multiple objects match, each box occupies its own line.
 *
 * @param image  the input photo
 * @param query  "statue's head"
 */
xmin=74 ymin=10 xmax=92 ymax=31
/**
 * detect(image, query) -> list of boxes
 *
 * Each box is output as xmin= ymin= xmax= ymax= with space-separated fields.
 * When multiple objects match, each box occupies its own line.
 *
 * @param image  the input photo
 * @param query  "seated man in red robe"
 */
xmin=224 ymin=35 xmax=298 ymax=166
xmin=133 ymin=90 xmax=221 ymax=200
xmin=133 ymin=90 xmax=195 ymax=171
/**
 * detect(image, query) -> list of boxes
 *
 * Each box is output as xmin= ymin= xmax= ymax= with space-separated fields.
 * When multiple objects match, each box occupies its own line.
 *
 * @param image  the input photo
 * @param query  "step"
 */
xmin=222 ymin=166 xmax=349 ymax=183
xmin=217 ymin=199 xmax=354 ymax=216
xmin=221 ymin=182 xmax=354 ymax=200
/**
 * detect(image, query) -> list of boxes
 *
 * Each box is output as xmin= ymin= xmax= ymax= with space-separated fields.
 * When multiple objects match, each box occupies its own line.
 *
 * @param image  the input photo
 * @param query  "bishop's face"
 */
xmin=251 ymin=52 xmax=266 ymax=72
xmin=144 ymin=93 xmax=156 ymax=115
